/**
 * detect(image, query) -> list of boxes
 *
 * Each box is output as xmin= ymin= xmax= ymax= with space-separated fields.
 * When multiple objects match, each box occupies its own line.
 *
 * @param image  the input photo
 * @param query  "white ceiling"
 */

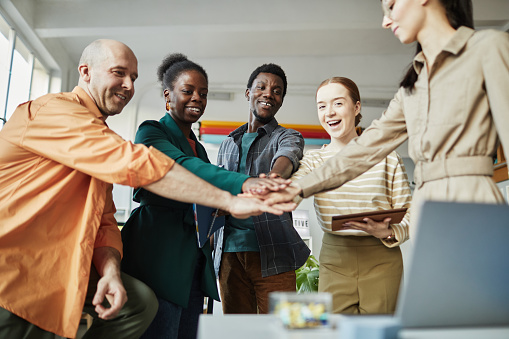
xmin=1 ymin=0 xmax=508 ymax=135
xmin=27 ymin=0 xmax=509 ymax=62
xmin=1 ymin=0 xmax=504 ymax=66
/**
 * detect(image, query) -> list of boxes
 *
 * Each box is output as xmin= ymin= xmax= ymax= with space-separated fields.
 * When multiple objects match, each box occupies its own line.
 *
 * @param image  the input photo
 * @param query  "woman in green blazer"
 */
xmin=121 ymin=54 xmax=279 ymax=339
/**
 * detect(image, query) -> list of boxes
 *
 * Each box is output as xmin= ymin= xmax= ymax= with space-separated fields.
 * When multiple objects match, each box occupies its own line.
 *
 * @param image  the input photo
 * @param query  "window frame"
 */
xmin=0 ymin=13 xmax=52 ymax=128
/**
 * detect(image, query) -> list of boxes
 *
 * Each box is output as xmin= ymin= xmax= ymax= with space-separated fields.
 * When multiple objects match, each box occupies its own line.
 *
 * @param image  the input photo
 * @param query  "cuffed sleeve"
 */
xmin=271 ymin=128 xmax=304 ymax=172
xmin=382 ymin=153 xmax=412 ymax=247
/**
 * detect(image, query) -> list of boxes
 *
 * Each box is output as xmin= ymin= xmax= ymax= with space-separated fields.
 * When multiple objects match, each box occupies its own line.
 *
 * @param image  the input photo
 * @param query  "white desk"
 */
xmin=198 ymin=314 xmax=509 ymax=339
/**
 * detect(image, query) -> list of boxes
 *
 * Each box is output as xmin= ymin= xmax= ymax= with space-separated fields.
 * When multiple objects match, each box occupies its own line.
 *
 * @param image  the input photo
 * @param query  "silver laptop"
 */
xmin=396 ymin=200 xmax=509 ymax=328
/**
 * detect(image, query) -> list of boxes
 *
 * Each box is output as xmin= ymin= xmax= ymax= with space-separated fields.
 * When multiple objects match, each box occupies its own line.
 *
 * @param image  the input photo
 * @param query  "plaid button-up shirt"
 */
xmin=213 ymin=118 xmax=310 ymax=277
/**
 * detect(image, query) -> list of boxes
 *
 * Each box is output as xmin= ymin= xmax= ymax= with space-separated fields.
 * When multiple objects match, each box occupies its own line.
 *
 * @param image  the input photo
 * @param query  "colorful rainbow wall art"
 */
xmin=199 ymin=120 xmax=331 ymax=145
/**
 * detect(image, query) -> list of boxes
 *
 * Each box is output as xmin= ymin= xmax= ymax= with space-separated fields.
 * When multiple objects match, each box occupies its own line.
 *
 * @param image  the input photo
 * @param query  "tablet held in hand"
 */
xmin=331 ymin=208 xmax=407 ymax=231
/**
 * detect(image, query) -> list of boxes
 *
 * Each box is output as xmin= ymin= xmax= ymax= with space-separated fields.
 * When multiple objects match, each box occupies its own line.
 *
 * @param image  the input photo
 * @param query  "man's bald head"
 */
xmin=79 ymin=39 xmax=136 ymax=69
xmin=78 ymin=39 xmax=138 ymax=117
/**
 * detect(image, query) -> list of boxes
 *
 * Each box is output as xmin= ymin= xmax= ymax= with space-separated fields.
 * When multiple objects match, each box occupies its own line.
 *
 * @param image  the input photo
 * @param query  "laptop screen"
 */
xmin=395 ymin=201 xmax=509 ymax=328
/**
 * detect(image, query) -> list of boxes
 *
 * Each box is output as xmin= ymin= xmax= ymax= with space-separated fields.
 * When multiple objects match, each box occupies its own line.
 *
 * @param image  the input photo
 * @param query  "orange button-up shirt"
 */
xmin=0 ymin=87 xmax=174 ymax=337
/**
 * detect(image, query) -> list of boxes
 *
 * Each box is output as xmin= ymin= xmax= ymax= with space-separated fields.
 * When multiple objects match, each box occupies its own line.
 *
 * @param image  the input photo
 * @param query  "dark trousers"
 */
xmin=219 ymin=251 xmax=296 ymax=314
xmin=0 ymin=267 xmax=158 ymax=339
xmin=140 ymin=253 xmax=206 ymax=339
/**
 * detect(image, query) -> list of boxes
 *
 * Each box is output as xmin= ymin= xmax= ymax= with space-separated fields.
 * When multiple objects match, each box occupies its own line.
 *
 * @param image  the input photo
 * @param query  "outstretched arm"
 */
xmin=143 ymin=162 xmax=296 ymax=218
xmin=269 ymin=156 xmax=295 ymax=179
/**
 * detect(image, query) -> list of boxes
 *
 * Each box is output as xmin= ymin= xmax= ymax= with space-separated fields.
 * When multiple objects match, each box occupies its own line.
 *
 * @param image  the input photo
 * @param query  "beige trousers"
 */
xmin=318 ymin=233 xmax=402 ymax=314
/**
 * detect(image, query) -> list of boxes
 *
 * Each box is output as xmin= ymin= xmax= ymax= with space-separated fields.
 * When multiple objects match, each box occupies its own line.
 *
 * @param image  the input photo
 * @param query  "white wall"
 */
xmin=109 ymin=52 xmax=413 ymax=134
xmin=497 ymin=180 xmax=509 ymax=202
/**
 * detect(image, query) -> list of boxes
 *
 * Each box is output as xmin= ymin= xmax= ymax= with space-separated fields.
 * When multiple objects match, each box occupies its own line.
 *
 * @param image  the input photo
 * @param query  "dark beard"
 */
xmin=252 ymin=109 xmax=274 ymax=125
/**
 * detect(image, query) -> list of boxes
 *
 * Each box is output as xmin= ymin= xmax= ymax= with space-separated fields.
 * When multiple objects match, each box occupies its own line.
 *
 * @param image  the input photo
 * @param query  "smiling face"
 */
xmin=246 ymin=72 xmax=284 ymax=125
xmin=165 ymin=69 xmax=208 ymax=127
xmin=316 ymin=83 xmax=360 ymax=143
xmin=382 ymin=0 xmax=425 ymax=44
xmin=79 ymin=40 xmax=138 ymax=117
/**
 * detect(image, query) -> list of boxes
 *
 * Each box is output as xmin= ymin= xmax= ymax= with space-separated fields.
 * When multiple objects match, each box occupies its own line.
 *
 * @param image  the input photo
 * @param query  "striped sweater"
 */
xmin=292 ymin=145 xmax=412 ymax=247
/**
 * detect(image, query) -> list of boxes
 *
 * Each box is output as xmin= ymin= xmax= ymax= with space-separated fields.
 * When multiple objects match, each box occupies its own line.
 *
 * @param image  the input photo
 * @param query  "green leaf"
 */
xmin=296 ymin=266 xmax=319 ymax=293
xmin=306 ymin=255 xmax=319 ymax=268
xmin=295 ymin=255 xmax=320 ymax=293
xmin=296 ymin=255 xmax=319 ymax=273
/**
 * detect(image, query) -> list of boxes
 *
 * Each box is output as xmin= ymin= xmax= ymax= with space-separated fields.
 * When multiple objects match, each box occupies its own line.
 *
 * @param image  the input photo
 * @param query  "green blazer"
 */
xmin=121 ymin=113 xmax=249 ymax=307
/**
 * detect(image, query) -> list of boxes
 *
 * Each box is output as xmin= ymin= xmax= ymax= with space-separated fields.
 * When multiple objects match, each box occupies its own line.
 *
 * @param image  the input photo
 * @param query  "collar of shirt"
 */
xmin=228 ymin=117 xmax=279 ymax=142
xmin=72 ymin=86 xmax=105 ymax=121
xmin=413 ymin=26 xmax=475 ymax=75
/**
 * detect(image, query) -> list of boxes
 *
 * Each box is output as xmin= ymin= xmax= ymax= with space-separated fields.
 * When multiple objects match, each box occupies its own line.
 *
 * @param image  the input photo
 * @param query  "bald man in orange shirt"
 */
xmin=0 ymin=39 xmax=293 ymax=339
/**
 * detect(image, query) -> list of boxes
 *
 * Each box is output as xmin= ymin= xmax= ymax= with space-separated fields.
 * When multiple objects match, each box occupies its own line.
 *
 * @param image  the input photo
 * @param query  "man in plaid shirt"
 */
xmin=214 ymin=63 xmax=310 ymax=314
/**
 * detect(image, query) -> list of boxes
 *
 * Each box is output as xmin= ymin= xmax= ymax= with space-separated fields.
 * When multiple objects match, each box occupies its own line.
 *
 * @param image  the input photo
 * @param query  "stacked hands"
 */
xmin=219 ymin=174 xmax=299 ymax=219
xmin=229 ymin=174 xmax=393 ymax=240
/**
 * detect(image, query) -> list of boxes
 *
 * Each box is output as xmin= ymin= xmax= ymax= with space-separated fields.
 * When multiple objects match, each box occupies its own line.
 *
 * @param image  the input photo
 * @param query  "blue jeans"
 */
xmin=141 ymin=255 xmax=205 ymax=339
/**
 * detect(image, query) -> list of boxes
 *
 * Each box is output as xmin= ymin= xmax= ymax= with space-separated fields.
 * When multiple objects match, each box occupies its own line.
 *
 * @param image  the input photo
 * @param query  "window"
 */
xmin=0 ymin=13 xmax=52 ymax=128
xmin=30 ymin=57 xmax=50 ymax=100
xmin=6 ymin=36 xmax=32 ymax=121
xmin=0 ymin=16 xmax=10 ymax=125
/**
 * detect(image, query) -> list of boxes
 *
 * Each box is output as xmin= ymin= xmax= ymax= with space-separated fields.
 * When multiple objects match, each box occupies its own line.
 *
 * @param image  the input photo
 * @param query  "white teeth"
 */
xmin=261 ymin=102 xmax=272 ymax=107
xmin=189 ymin=107 xmax=201 ymax=112
xmin=117 ymin=94 xmax=126 ymax=100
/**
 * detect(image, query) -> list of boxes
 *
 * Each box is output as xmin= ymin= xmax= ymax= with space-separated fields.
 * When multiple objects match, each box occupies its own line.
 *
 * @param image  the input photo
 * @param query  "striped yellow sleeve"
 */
xmin=381 ymin=152 xmax=412 ymax=248
xmin=290 ymin=150 xmax=316 ymax=180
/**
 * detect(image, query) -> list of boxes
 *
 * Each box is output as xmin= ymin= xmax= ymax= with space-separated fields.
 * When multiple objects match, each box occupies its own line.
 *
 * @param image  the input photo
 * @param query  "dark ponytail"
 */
xmin=400 ymin=0 xmax=474 ymax=93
